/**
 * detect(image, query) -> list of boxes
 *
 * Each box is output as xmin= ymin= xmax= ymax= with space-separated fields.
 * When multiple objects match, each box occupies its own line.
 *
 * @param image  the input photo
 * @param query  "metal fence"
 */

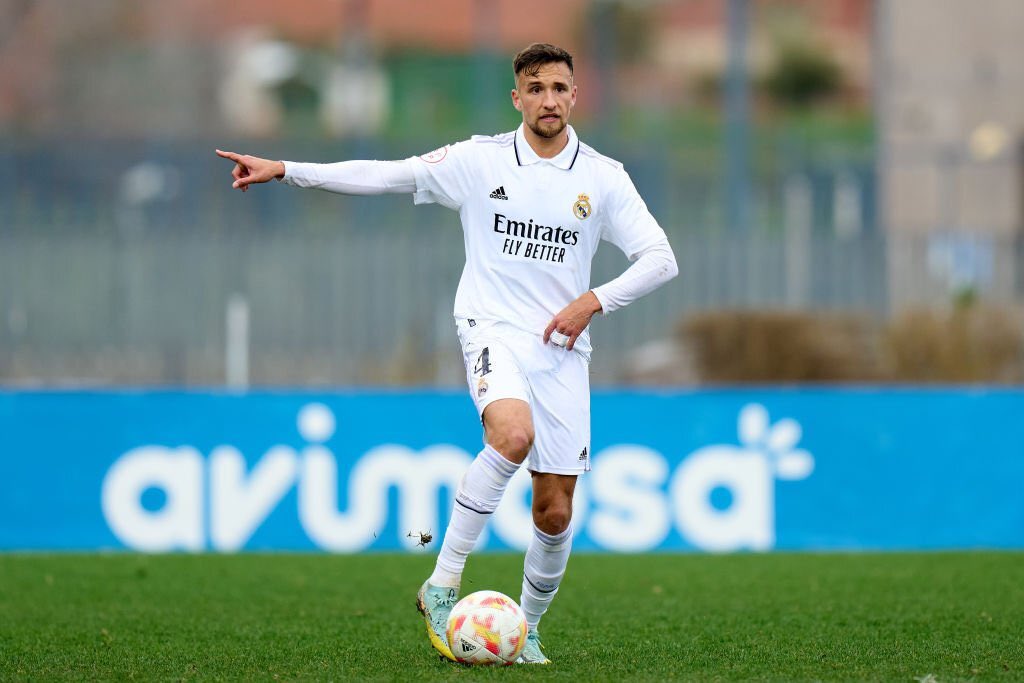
xmin=3 ymin=136 xmax=1021 ymax=386
xmin=3 ymin=223 xmax=1021 ymax=387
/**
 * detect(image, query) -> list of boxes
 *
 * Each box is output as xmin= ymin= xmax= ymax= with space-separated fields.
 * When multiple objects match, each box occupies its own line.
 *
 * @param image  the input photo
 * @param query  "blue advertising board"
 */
xmin=1 ymin=389 xmax=1022 ymax=552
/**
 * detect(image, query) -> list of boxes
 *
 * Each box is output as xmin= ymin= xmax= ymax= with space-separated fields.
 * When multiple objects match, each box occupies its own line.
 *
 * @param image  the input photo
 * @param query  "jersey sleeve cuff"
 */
xmin=590 ymin=286 xmax=618 ymax=315
xmin=279 ymin=160 xmax=297 ymax=185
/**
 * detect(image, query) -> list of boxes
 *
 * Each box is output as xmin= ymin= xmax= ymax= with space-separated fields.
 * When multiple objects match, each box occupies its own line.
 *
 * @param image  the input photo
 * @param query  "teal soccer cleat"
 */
xmin=415 ymin=581 xmax=459 ymax=661
xmin=517 ymin=629 xmax=551 ymax=664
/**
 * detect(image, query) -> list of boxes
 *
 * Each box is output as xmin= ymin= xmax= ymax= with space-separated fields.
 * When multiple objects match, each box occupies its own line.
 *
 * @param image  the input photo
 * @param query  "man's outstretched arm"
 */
xmin=214 ymin=149 xmax=416 ymax=195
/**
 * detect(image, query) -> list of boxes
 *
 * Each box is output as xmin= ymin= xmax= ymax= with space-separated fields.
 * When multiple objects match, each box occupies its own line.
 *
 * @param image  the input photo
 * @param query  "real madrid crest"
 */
xmin=573 ymin=193 xmax=592 ymax=220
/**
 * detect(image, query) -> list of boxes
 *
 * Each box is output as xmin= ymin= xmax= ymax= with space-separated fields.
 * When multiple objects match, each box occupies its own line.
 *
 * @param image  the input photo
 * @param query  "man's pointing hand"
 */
xmin=215 ymin=149 xmax=285 ymax=192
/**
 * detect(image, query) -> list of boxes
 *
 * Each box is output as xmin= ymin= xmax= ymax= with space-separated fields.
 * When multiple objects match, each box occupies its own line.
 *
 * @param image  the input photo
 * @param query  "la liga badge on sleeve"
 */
xmin=573 ymin=193 xmax=592 ymax=219
xmin=420 ymin=146 xmax=449 ymax=163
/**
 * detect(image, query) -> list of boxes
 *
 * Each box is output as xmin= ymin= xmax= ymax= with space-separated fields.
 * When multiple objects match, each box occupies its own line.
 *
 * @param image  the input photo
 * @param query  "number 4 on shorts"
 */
xmin=473 ymin=347 xmax=491 ymax=376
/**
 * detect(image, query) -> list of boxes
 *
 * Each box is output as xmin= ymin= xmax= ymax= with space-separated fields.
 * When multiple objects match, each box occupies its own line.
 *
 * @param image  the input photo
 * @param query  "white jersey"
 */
xmin=408 ymin=124 xmax=670 ymax=357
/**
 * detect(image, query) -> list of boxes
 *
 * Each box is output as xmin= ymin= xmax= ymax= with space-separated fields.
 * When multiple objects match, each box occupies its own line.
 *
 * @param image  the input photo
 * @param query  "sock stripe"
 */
xmin=524 ymin=573 xmax=558 ymax=594
xmin=454 ymin=497 xmax=493 ymax=515
xmin=534 ymin=524 xmax=572 ymax=547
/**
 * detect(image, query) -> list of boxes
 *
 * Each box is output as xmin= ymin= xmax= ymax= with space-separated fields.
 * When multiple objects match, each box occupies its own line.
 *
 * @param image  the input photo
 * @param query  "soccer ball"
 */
xmin=446 ymin=590 xmax=528 ymax=665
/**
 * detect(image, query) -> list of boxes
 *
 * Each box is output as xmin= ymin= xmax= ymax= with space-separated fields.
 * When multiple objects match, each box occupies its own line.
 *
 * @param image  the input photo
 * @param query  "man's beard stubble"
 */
xmin=527 ymin=115 xmax=567 ymax=140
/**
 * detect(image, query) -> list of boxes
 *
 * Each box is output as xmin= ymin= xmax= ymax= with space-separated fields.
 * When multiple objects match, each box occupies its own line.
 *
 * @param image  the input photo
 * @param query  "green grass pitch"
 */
xmin=2 ymin=552 xmax=1022 ymax=681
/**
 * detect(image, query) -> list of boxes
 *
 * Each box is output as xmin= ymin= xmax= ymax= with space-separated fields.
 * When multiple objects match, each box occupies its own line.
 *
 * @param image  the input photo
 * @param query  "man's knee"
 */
xmin=488 ymin=426 xmax=534 ymax=462
xmin=533 ymin=501 xmax=572 ymax=536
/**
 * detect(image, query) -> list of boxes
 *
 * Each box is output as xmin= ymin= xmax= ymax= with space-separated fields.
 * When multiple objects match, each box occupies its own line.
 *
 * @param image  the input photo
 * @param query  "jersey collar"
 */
xmin=513 ymin=123 xmax=580 ymax=170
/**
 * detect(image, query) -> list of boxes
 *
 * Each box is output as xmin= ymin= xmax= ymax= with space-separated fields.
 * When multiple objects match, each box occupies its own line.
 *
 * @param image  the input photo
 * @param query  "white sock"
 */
xmin=520 ymin=524 xmax=573 ymax=630
xmin=429 ymin=445 xmax=520 ymax=588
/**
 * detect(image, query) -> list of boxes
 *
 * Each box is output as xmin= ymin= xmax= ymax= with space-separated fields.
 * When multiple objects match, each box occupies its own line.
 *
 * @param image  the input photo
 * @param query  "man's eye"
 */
xmin=530 ymin=87 xmax=540 ymax=93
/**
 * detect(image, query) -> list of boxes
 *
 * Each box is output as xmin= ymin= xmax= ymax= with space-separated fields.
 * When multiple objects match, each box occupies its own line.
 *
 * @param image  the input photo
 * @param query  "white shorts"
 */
xmin=457 ymin=318 xmax=591 ymax=475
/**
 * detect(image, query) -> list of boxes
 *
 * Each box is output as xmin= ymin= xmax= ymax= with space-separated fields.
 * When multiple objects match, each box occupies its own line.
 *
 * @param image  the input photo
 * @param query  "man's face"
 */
xmin=511 ymin=61 xmax=576 ymax=140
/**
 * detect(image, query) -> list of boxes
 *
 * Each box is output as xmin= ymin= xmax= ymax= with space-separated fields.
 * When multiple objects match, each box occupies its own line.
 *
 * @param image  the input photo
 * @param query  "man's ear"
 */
xmin=511 ymin=88 xmax=523 ymax=112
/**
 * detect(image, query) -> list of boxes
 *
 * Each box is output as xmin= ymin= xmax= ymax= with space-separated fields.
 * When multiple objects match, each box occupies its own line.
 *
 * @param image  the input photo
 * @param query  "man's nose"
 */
xmin=542 ymin=90 xmax=557 ymax=108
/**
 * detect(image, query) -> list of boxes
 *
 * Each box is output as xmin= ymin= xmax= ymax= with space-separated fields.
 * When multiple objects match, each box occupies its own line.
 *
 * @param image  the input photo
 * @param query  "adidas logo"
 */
xmin=460 ymin=638 xmax=478 ymax=653
xmin=578 ymin=446 xmax=588 ymax=461
xmin=489 ymin=186 xmax=509 ymax=200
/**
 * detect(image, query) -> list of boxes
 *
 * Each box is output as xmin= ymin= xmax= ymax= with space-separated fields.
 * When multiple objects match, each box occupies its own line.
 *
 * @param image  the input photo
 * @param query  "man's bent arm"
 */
xmin=544 ymin=239 xmax=676 ymax=351
xmin=590 ymin=240 xmax=678 ymax=314
xmin=280 ymin=159 xmax=416 ymax=195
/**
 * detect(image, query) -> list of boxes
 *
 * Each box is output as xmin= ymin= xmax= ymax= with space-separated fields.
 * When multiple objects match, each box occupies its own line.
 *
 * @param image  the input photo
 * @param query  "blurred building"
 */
xmin=877 ymin=0 xmax=1024 ymax=305
xmin=0 ymin=0 xmax=875 ymax=138
xmin=0 ymin=0 xmax=590 ymax=138
xmin=653 ymin=0 xmax=871 ymax=105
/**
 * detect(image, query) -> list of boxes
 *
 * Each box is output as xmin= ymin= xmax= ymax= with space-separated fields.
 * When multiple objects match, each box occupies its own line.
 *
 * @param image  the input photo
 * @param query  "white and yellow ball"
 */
xmin=445 ymin=590 xmax=528 ymax=665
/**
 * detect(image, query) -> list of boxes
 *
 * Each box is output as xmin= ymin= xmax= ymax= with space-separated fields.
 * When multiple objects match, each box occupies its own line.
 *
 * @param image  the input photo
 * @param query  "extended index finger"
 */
xmin=215 ymin=149 xmax=243 ymax=163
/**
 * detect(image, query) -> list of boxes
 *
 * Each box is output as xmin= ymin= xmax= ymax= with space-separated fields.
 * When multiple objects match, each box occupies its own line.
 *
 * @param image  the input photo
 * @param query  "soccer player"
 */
xmin=216 ymin=43 xmax=677 ymax=664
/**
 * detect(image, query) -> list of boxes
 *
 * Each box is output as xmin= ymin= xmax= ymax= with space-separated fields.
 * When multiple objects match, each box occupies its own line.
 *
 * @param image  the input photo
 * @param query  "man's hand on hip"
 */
xmin=544 ymin=291 xmax=603 ymax=351
xmin=215 ymin=149 xmax=285 ymax=192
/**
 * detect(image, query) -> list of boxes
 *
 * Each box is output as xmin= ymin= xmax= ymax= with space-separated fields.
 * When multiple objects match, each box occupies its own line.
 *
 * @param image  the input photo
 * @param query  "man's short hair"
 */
xmin=513 ymin=43 xmax=574 ymax=80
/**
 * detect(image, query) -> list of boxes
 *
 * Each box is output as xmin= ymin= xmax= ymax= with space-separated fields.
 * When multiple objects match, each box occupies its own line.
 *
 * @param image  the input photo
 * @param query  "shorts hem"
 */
xmin=525 ymin=463 xmax=589 ymax=475
xmin=476 ymin=391 xmax=531 ymax=417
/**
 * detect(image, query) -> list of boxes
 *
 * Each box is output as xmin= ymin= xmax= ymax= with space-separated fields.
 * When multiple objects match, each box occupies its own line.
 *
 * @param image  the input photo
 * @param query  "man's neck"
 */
xmin=523 ymin=125 xmax=569 ymax=159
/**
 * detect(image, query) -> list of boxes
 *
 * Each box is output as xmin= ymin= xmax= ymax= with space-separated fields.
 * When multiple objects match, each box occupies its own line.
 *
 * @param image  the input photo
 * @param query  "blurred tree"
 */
xmin=605 ymin=1 xmax=654 ymax=64
xmin=275 ymin=73 xmax=320 ymax=136
xmin=762 ymin=38 xmax=842 ymax=109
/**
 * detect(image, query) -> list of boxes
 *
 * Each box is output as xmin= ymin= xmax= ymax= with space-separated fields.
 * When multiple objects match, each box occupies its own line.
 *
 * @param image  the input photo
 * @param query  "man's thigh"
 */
xmin=526 ymin=351 xmax=591 ymax=475
xmin=481 ymin=398 xmax=534 ymax=463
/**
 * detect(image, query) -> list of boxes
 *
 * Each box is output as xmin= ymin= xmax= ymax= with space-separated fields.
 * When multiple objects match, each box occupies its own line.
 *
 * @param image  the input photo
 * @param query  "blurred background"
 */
xmin=1 ymin=0 xmax=1022 ymax=388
